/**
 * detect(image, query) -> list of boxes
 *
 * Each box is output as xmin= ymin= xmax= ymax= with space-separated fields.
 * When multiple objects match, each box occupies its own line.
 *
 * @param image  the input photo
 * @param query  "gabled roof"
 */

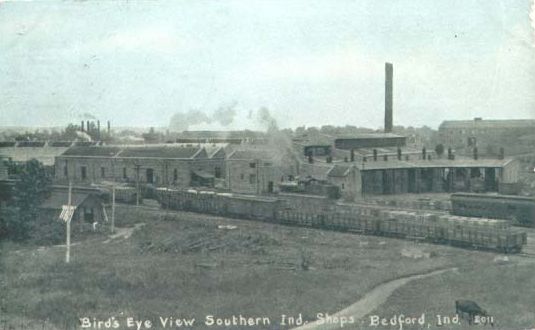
xmin=62 ymin=146 xmax=122 ymax=157
xmin=227 ymin=149 xmax=265 ymax=160
xmin=1 ymin=147 xmax=70 ymax=165
xmin=357 ymin=157 xmax=515 ymax=170
xmin=334 ymin=133 xmax=405 ymax=140
xmin=208 ymin=147 xmax=226 ymax=159
xmin=439 ymin=119 xmax=535 ymax=129
xmin=118 ymin=146 xmax=204 ymax=159
xmin=40 ymin=191 xmax=97 ymax=210
xmin=59 ymin=145 xmax=206 ymax=159
xmin=327 ymin=165 xmax=352 ymax=177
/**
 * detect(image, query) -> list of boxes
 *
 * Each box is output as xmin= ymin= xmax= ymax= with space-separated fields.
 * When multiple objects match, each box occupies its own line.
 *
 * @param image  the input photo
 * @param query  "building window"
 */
xmin=173 ymin=168 xmax=178 ymax=183
xmin=81 ymin=166 xmax=87 ymax=180
xmin=249 ymin=174 xmax=256 ymax=184
xmin=249 ymin=162 xmax=256 ymax=168
xmin=215 ymin=166 xmax=221 ymax=178
xmin=101 ymin=167 xmax=106 ymax=178
xmin=123 ymin=167 xmax=127 ymax=179
xmin=146 ymin=168 xmax=154 ymax=184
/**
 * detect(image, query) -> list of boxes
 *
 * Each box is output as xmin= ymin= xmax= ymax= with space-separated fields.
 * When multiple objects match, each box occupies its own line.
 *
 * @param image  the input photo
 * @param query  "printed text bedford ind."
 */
xmin=79 ymin=313 xmax=355 ymax=329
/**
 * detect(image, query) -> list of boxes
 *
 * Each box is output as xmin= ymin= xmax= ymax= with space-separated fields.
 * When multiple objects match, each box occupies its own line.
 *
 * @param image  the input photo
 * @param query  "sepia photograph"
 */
xmin=1 ymin=0 xmax=534 ymax=329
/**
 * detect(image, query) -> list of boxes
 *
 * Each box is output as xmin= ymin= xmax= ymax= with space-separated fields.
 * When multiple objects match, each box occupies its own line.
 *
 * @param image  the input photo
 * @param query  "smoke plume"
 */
xmin=257 ymin=107 xmax=278 ymax=132
xmin=168 ymin=102 xmax=238 ymax=132
xmin=80 ymin=112 xmax=97 ymax=120
xmin=212 ymin=101 xmax=238 ymax=126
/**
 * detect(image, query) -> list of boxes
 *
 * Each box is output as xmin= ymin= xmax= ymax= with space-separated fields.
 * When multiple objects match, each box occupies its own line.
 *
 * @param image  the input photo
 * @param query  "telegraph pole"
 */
xmin=66 ymin=180 xmax=72 ymax=263
xmin=111 ymin=183 xmax=116 ymax=234
xmin=135 ymin=164 xmax=141 ymax=206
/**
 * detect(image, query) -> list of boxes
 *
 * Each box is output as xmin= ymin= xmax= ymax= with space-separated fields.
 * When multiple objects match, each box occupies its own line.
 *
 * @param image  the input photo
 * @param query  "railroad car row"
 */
xmin=275 ymin=209 xmax=526 ymax=253
xmin=155 ymin=188 xmax=527 ymax=253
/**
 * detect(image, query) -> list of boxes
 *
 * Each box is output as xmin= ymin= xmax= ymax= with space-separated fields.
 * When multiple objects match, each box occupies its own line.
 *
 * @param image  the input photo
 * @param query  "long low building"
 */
xmin=358 ymin=157 xmax=519 ymax=195
xmin=300 ymin=155 xmax=519 ymax=198
xmin=54 ymin=144 xmax=226 ymax=188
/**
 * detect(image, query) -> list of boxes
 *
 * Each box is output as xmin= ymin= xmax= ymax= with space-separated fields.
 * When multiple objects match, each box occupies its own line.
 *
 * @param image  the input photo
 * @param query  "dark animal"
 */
xmin=455 ymin=300 xmax=493 ymax=326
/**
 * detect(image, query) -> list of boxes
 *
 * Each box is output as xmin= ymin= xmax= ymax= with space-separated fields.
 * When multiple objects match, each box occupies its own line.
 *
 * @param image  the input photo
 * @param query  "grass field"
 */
xmin=1 ymin=203 xmax=533 ymax=330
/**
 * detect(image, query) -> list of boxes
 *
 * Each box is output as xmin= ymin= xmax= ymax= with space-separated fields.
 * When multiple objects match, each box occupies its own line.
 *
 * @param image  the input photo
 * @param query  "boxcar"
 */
xmin=451 ymin=193 xmax=535 ymax=227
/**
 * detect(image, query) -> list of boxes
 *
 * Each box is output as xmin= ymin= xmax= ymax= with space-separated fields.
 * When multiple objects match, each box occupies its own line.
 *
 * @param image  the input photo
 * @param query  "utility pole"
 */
xmin=111 ymin=183 xmax=115 ymax=234
xmin=66 ymin=181 xmax=72 ymax=263
xmin=136 ymin=165 xmax=141 ymax=206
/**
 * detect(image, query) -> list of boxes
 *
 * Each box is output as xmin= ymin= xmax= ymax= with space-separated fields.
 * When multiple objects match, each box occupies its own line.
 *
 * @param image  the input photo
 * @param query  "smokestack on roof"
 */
xmin=385 ymin=62 xmax=393 ymax=133
xmin=107 ymin=120 xmax=111 ymax=134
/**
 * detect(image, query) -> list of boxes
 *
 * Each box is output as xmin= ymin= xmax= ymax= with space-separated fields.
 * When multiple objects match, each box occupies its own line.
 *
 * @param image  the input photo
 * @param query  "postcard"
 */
xmin=1 ymin=1 xmax=534 ymax=329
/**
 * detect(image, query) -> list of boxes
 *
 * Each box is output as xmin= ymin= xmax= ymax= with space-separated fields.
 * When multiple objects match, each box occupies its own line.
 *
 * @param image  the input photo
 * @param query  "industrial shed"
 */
xmin=39 ymin=190 xmax=105 ymax=224
xmin=359 ymin=157 xmax=519 ymax=195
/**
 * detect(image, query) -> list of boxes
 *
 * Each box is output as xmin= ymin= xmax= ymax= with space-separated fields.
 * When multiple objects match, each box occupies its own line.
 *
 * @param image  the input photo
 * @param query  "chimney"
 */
xmin=97 ymin=120 xmax=101 ymax=140
xmin=107 ymin=120 xmax=111 ymax=134
xmin=473 ymin=147 xmax=478 ymax=160
xmin=422 ymin=147 xmax=427 ymax=160
xmin=385 ymin=62 xmax=393 ymax=133
xmin=86 ymin=120 xmax=90 ymax=133
xmin=81 ymin=121 xmax=84 ymax=132
xmin=373 ymin=149 xmax=378 ymax=161
xmin=448 ymin=147 xmax=453 ymax=160
xmin=350 ymin=149 xmax=355 ymax=162
xmin=397 ymin=147 xmax=402 ymax=160
xmin=383 ymin=155 xmax=388 ymax=161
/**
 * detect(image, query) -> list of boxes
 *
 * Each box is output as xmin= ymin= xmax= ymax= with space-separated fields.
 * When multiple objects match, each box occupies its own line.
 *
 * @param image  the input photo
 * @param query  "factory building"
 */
xmin=299 ymin=163 xmax=361 ymax=201
xmin=54 ymin=144 xmax=226 ymax=188
xmin=334 ymin=133 xmax=406 ymax=150
xmin=226 ymin=148 xmax=299 ymax=195
xmin=295 ymin=62 xmax=521 ymax=198
xmin=439 ymin=118 xmax=535 ymax=155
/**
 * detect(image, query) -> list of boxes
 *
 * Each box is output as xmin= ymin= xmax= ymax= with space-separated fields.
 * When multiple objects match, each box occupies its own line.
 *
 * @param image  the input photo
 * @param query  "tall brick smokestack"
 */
xmin=385 ymin=62 xmax=393 ymax=133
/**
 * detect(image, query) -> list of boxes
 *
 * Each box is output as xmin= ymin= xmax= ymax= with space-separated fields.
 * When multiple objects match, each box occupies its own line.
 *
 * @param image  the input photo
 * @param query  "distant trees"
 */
xmin=0 ymin=159 xmax=51 ymax=241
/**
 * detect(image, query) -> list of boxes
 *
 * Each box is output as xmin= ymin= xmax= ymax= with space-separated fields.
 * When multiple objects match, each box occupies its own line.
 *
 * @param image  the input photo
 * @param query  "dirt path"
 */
xmin=293 ymin=267 xmax=457 ymax=330
xmin=102 ymin=223 xmax=146 ymax=243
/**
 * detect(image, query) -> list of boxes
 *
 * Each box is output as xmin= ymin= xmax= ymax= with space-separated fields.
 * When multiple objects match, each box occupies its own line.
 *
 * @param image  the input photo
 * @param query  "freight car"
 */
xmin=451 ymin=193 xmax=535 ymax=227
xmin=276 ymin=207 xmax=526 ymax=253
xmin=155 ymin=189 xmax=527 ymax=253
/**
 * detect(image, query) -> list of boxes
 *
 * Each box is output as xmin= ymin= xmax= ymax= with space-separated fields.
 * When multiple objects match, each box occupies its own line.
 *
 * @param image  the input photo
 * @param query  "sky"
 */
xmin=1 ymin=0 xmax=534 ymax=131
